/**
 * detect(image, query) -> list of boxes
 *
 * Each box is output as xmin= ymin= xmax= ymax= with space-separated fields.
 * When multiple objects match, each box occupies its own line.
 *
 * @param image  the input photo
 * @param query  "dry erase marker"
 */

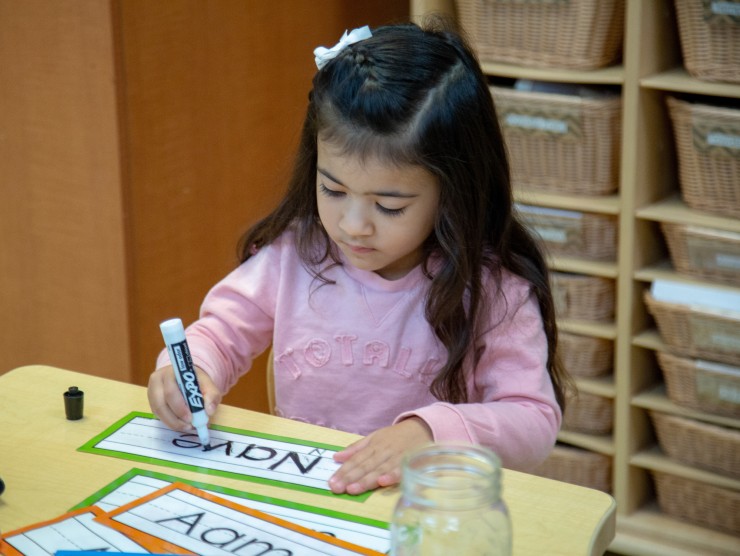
xmin=160 ymin=318 xmax=210 ymax=446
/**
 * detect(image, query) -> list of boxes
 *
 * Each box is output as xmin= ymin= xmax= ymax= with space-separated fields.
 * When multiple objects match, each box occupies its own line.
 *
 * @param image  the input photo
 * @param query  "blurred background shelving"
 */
xmin=413 ymin=1 xmax=740 ymax=554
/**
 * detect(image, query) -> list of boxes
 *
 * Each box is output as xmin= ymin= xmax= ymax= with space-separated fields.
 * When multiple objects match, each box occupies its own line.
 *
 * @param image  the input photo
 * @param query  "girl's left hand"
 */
xmin=328 ymin=417 xmax=433 ymax=495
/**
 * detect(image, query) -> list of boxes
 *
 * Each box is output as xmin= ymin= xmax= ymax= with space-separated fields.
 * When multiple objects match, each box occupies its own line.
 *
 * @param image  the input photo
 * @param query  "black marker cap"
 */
xmin=0 ymin=476 xmax=5 ymax=495
xmin=64 ymin=386 xmax=84 ymax=420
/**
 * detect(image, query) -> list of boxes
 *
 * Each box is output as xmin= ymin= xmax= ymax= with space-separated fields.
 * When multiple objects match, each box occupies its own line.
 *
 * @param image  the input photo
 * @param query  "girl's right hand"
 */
xmin=147 ymin=365 xmax=221 ymax=432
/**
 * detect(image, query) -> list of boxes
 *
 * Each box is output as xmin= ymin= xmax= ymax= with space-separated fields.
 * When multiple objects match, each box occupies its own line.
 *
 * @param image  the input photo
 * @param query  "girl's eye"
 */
xmin=376 ymin=204 xmax=407 ymax=217
xmin=319 ymin=183 xmax=344 ymax=198
xmin=320 ymin=182 xmax=407 ymax=216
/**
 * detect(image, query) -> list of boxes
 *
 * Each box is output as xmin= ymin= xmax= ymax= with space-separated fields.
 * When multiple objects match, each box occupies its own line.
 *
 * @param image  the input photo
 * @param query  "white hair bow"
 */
xmin=313 ymin=25 xmax=372 ymax=70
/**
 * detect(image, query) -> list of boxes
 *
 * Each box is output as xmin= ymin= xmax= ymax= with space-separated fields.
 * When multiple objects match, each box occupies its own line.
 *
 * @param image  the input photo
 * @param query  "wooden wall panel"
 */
xmin=118 ymin=0 xmax=408 ymax=411
xmin=0 ymin=0 xmax=407 ymax=413
xmin=0 ymin=0 xmax=131 ymax=381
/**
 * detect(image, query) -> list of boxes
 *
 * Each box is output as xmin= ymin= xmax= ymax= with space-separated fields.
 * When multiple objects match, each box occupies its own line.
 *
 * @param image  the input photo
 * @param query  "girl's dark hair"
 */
xmin=238 ymin=18 xmax=570 ymax=410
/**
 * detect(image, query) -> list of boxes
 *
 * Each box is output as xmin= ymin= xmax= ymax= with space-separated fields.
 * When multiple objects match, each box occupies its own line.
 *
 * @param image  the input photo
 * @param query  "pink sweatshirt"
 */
xmin=157 ymin=231 xmax=561 ymax=471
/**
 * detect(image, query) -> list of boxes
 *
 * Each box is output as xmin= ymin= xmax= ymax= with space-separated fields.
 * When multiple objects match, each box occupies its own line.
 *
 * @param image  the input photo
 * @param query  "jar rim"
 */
xmin=402 ymin=443 xmax=502 ymax=491
xmin=405 ymin=443 xmax=501 ymax=464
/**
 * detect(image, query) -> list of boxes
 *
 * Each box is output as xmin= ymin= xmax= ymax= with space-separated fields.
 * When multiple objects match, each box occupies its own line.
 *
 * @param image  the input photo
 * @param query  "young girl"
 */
xmin=148 ymin=19 xmax=569 ymax=496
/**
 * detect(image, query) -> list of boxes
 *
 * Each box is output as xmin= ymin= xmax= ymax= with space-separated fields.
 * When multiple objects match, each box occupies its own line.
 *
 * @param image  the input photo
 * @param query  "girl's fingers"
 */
xmin=333 ymin=436 xmax=369 ymax=463
xmin=329 ymin=418 xmax=433 ymax=495
xmin=148 ymin=366 xmax=192 ymax=431
xmin=195 ymin=368 xmax=222 ymax=417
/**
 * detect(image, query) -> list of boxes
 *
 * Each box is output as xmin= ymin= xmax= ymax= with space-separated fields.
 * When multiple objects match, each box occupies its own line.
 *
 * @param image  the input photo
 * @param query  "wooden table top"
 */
xmin=0 ymin=365 xmax=615 ymax=555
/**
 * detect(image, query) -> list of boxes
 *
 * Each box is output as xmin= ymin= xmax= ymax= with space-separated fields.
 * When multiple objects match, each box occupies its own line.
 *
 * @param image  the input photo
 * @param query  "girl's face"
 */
xmin=316 ymin=139 xmax=440 ymax=280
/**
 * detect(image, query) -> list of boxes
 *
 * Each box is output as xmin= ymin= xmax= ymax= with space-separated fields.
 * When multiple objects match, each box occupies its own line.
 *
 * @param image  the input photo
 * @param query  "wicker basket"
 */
xmin=667 ymin=97 xmax=740 ymax=219
xmin=551 ymin=272 xmax=615 ymax=322
xmin=563 ymin=391 xmax=613 ymax=435
xmin=674 ymin=0 xmax=740 ymax=83
xmin=533 ymin=444 xmax=612 ymax=492
xmin=661 ymin=222 xmax=740 ymax=287
xmin=644 ymin=291 xmax=740 ymax=366
xmin=458 ymin=0 xmax=625 ymax=70
xmin=559 ymin=332 xmax=613 ymax=378
xmin=517 ymin=204 xmax=618 ymax=261
xmin=491 ymin=87 xmax=621 ymax=196
xmin=652 ymin=471 xmax=740 ymax=535
xmin=650 ymin=411 xmax=740 ymax=479
xmin=657 ymin=351 xmax=740 ymax=418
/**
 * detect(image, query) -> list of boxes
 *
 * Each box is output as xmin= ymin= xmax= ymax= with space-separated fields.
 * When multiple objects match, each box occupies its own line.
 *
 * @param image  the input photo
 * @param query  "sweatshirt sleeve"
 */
xmin=394 ymin=274 xmax=562 ymax=472
xmin=155 ymin=241 xmax=280 ymax=394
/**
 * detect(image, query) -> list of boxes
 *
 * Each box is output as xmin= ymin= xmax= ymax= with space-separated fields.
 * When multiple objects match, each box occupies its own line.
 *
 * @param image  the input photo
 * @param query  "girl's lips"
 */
xmin=346 ymin=243 xmax=374 ymax=254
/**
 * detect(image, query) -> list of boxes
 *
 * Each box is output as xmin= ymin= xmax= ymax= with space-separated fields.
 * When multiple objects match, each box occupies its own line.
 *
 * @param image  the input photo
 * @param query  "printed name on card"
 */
xmin=96 ymin=482 xmax=384 ymax=555
xmin=72 ymin=468 xmax=391 ymax=553
xmin=78 ymin=412 xmax=368 ymax=501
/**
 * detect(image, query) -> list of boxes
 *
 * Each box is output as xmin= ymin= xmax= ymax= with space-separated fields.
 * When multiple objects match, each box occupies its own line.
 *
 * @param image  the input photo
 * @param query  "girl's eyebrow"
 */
xmin=317 ymin=167 xmax=418 ymax=198
xmin=317 ymin=167 xmax=344 ymax=185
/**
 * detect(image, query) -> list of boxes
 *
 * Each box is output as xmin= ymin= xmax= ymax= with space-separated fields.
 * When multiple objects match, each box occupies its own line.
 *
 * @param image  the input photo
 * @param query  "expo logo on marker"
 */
xmin=174 ymin=344 xmax=204 ymax=409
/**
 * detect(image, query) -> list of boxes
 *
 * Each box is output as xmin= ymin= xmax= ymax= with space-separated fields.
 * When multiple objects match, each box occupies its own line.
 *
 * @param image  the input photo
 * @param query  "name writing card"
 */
xmin=78 ymin=412 xmax=368 ymax=500
xmin=97 ymin=482 xmax=384 ymax=555
xmin=0 ymin=506 xmax=153 ymax=555
xmin=73 ymin=469 xmax=391 ymax=554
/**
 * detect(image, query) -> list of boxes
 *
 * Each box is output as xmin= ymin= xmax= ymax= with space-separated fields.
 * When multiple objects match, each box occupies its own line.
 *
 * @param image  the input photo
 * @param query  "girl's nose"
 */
xmin=339 ymin=203 xmax=373 ymax=237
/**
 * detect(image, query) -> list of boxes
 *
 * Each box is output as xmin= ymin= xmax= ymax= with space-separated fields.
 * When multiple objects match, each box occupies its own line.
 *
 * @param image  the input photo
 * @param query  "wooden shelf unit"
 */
xmin=412 ymin=1 xmax=740 ymax=554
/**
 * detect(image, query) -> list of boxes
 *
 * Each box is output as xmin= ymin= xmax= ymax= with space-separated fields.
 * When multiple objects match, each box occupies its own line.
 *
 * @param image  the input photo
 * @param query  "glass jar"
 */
xmin=390 ymin=444 xmax=512 ymax=556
